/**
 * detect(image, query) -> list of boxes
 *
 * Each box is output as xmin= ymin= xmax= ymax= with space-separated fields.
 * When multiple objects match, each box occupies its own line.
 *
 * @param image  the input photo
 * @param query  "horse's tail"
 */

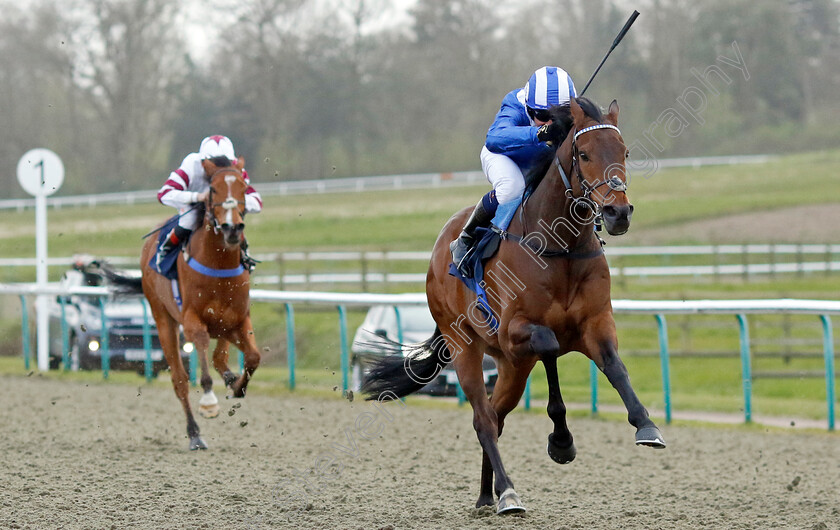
xmin=362 ymin=326 xmax=450 ymax=400
xmin=99 ymin=262 xmax=144 ymax=295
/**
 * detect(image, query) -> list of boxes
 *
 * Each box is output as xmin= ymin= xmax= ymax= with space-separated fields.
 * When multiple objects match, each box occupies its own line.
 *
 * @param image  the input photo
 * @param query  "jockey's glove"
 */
xmin=536 ymin=123 xmax=564 ymax=146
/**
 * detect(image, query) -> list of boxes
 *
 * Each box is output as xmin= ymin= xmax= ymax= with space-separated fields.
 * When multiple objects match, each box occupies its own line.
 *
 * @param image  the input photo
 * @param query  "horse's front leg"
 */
xmin=156 ymin=311 xmax=206 ymax=450
xmin=482 ymin=355 xmax=537 ymax=511
xmin=474 ymin=320 xmax=558 ymax=512
xmin=454 ymin=345 xmax=525 ymax=514
xmin=583 ymin=315 xmax=666 ymax=448
xmin=229 ymin=317 xmax=261 ymax=398
xmin=183 ymin=312 xmax=220 ymax=419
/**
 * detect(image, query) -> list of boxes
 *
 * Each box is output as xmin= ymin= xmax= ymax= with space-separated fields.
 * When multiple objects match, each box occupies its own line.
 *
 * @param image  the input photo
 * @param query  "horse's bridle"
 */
xmin=509 ymin=122 xmax=628 ymax=258
xmin=205 ymin=168 xmax=247 ymax=234
xmin=555 ymin=123 xmax=628 ymax=217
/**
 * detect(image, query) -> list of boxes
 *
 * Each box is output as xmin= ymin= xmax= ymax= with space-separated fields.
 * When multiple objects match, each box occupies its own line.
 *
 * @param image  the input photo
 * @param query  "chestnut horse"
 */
xmin=106 ymin=157 xmax=261 ymax=450
xmin=363 ymin=97 xmax=665 ymax=513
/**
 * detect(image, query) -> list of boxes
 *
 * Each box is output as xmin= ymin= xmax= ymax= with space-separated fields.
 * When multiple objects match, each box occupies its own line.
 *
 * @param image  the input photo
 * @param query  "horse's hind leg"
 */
xmin=584 ymin=316 xmax=666 ymax=448
xmin=183 ymin=312 xmax=220 ymax=419
xmin=508 ymin=321 xmax=576 ymax=463
xmin=477 ymin=452 xmax=494 ymax=508
xmin=229 ymin=317 xmax=261 ymax=398
xmin=212 ymin=338 xmax=238 ymax=387
xmin=542 ymin=354 xmax=576 ymax=464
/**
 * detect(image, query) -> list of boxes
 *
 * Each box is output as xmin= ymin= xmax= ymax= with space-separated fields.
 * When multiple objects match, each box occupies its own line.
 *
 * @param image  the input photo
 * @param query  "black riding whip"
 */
xmin=579 ymin=10 xmax=640 ymax=96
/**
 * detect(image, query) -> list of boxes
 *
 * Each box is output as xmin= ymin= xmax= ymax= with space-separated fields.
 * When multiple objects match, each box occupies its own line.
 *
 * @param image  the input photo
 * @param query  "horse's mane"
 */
xmin=523 ymin=97 xmax=603 ymax=190
xmin=206 ymin=155 xmax=233 ymax=169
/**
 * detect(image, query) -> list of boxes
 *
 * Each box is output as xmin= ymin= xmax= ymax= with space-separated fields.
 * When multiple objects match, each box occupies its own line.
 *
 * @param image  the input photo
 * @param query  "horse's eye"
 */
xmin=625 ymin=150 xmax=630 ymax=159
xmin=579 ymin=152 xmax=589 ymax=162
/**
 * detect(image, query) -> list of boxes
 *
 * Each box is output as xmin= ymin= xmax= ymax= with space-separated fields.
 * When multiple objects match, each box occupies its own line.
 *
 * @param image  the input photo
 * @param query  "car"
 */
xmin=46 ymin=257 xmax=191 ymax=376
xmin=350 ymin=304 xmax=497 ymax=395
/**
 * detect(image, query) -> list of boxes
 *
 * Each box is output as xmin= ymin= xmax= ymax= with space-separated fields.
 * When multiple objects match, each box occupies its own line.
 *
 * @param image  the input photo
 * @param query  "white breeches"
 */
xmin=480 ymin=146 xmax=526 ymax=204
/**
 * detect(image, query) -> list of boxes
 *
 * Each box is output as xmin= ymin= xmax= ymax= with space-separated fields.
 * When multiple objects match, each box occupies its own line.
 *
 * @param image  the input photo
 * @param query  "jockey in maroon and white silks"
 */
xmin=156 ymin=135 xmax=262 ymax=270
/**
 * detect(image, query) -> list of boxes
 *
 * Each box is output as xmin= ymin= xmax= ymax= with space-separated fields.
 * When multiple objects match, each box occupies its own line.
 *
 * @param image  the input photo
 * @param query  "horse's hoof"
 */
xmin=229 ymin=377 xmax=248 ymax=398
xmin=198 ymin=391 xmax=220 ymax=418
xmin=547 ymin=433 xmax=576 ymax=464
xmin=222 ymin=371 xmax=237 ymax=387
xmin=189 ymin=436 xmax=208 ymax=451
xmin=635 ymin=426 xmax=666 ymax=448
xmin=198 ymin=403 xmax=220 ymax=419
xmin=496 ymin=488 xmax=526 ymax=515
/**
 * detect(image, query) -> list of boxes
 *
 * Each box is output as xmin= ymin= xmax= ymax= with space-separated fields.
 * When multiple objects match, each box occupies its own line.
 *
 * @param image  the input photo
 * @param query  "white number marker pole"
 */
xmin=17 ymin=149 xmax=64 ymax=371
xmin=35 ymin=192 xmax=49 ymax=371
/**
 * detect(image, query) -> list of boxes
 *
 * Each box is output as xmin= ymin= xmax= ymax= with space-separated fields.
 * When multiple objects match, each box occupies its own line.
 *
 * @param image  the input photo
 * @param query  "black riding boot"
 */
xmin=449 ymin=196 xmax=496 ymax=276
xmin=240 ymin=237 xmax=259 ymax=272
xmin=156 ymin=225 xmax=192 ymax=268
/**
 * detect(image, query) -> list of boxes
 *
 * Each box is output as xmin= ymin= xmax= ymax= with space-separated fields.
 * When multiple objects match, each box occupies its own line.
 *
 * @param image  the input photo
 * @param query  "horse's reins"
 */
xmin=504 ymin=123 xmax=628 ymax=259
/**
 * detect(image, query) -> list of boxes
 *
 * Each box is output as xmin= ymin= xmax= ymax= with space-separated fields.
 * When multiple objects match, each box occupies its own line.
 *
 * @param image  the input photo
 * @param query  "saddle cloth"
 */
xmin=149 ymin=215 xmax=182 ymax=280
xmin=447 ymin=198 xmax=521 ymax=332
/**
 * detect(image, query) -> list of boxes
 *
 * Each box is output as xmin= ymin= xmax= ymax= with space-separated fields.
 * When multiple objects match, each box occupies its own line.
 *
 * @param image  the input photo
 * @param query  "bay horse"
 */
xmin=106 ymin=156 xmax=261 ymax=450
xmin=363 ymin=97 xmax=665 ymax=513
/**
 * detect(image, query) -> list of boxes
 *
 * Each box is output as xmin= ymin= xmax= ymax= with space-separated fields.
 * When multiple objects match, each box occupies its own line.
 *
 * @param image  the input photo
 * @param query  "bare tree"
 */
xmin=67 ymin=0 xmax=188 ymax=187
xmin=3 ymin=0 xmax=840 ymax=197
xmin=0 ymin=2 xmax=77 ymax=195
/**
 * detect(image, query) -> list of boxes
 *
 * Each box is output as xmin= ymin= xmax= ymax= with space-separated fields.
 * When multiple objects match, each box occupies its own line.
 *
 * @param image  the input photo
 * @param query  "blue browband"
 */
xmin=187 ymin=258 xmax=245 ymax=278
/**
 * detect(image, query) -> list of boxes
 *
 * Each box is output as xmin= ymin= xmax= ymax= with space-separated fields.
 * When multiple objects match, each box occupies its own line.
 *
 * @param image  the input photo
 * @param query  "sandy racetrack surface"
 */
xmin=624 ymin=203 xmax=840 ymax=246
xmin=2 ymin=374 xmax=838 ymax=529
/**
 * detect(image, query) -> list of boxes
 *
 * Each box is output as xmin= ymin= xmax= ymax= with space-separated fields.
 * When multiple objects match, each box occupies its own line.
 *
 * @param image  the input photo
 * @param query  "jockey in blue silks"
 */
xmin=450 ymin=66 xmax=577 ymax=274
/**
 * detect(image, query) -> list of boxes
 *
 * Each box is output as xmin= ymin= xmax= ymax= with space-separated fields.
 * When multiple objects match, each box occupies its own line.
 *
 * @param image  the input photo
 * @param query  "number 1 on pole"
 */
xmin=34 ymin=159 xmax=45 ymax=187
xmin=17 ymin=148 xmax=64 ymax=197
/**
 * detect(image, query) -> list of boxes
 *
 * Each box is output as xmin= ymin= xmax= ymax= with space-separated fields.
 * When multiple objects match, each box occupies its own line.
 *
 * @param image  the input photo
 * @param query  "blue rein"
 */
xmin=187 ymin=258 xmax=245 ymax=278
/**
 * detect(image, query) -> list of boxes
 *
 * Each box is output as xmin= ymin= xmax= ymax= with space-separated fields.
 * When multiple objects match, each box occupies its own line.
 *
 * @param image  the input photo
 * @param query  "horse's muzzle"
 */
xmin=221 ymin=223 xmax=245 ymax=246
xmin=602 ymin=204 xmax=633 ymax=236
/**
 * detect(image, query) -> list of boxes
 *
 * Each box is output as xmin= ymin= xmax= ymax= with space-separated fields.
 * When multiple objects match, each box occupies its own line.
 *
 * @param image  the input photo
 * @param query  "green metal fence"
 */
xmin=5 ymin=283 xmax=838 ymax=431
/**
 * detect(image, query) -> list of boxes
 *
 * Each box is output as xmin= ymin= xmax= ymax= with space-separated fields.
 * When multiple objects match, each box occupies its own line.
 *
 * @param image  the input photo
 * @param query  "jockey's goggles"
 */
xmin=528 ymin=107 xmax=552 ymax=122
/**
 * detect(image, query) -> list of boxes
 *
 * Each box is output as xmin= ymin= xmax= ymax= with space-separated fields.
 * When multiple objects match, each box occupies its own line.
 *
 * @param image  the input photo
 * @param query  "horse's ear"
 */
xmin=570 ymin=97 xmax=586 ymax=125
xmin=201 ymin=158 xmax=218 ymax=177
xmin=606 ymin=99 xmax=620 ymax=125
xmin=235 ymin=156 xmax=245 ymax=170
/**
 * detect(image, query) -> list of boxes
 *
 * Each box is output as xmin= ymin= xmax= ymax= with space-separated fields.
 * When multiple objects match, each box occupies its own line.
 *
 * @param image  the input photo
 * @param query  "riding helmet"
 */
xmin=199 ymin=135 xmax=236 ymax=160
xmin=524 ymin=66 xmax=577 ymax=110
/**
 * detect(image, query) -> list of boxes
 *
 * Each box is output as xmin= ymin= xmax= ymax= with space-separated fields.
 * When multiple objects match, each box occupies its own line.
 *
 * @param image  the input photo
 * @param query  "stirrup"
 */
xmin=241 ymin=251 xmax=259 ymax=272
xmin=449 ymin=238 xmax=476 ymax=277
